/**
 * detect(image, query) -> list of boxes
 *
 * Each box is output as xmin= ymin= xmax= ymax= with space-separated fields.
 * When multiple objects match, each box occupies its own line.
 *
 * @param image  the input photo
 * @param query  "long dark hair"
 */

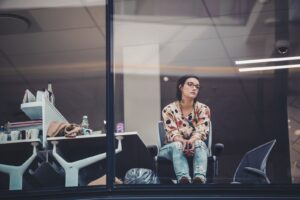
xmin=176 ymin=75 xmax=200 ymax=104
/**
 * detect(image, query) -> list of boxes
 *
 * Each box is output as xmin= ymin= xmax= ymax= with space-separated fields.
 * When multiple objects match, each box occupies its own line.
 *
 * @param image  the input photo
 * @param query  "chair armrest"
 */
xmin=209 ymin=143 xmax=224 ymax=178
xmin=214 ymin=143 xmax=224 ymax=157
xmin=244 ymin=167 xmax=270 ymax=184
xmin=207 ymin=156 xmax=216 ymax=162
xmin=207 ymin=155 xmax=218 ymax=178
xmin=146 ymin=145 xmax=158 ymax=157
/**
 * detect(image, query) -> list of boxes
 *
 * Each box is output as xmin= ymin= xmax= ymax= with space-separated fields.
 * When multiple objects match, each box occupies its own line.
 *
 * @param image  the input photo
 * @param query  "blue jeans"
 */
xmin=158 ymin=140 xmax=208 ymax=182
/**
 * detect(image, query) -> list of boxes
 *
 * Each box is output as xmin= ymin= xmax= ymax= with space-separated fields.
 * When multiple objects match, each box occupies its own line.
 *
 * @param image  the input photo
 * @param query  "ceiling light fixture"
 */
xmin=235 ymin=56 xmax=300 ymax=65
xmin=238 ymin=64 xmax=300 ymax=72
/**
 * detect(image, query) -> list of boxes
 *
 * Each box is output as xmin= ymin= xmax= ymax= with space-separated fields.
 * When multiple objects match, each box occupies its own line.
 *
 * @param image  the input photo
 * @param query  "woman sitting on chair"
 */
xmin=158 ymin=75 xmax=210 ymax=184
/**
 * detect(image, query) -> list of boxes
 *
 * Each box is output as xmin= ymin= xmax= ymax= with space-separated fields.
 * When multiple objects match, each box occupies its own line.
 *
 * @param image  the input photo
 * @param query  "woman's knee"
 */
xmin=194 ymin=140 xmax=207 ymax=149
xmin=170 ymin=141 xmax=184 ymax=151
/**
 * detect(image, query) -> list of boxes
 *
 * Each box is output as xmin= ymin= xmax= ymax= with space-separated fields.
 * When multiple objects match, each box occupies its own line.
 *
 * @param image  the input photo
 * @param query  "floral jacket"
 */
xmin=162 ymin=101 xmax=211 ymax=144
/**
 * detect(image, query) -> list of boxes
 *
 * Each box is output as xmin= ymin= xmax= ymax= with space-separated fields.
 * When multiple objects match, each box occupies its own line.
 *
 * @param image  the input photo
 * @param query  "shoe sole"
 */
xmin=178 ymin=177 xmax=190 ymax=184
xmin=193 ymin=177 xmax=205 ymax=184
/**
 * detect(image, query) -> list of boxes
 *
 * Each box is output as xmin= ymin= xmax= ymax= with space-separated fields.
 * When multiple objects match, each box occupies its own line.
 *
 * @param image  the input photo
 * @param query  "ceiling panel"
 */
xmin=204 ymin=0 xmax=260 ymax=17
xmin=0 ymin=28 xmax=105 ymax=55
xmin=81 ymin=0 xmax=106 ymax=6
xmin=173 ymin=57 xmax=233 ymax=67
xmin=10 ymin=48 xmax=105 ymax=68
xmin=160 ymin=38 xmax=227 ymax=64
xmin=9 ymin=48 xmax=105 ymax=80
xmin=160 ymin=58 xmax=236 ymax=77
xmin=0 ymin=55 xmax=11 ymax=67
xmin=222 ymin=34 xmax=275 ymax=60
xmin=115 ymin=22 xmax=183 ymax=46
xmin=29 ymin=7 xmax=95 ymax=31
xmin=164 ymin=17 xmax=213 ymax=25
xmin=99 ymin=26 xmax=105 ymax=36
xmin=214 ymin=12 xmax=275 ymax=38
xmin=0 ymin=56 xmax=24 ymax=82
xmin=0 ymin=0 xmax=83 ymax=10
xmin=87 ymin=5 xmax=106 ymax=27
xmin=169 ymin=25 xmax=218 ymax=41
xmin=115 ymin=21 xmax=218 ymax=47
xmin=115 ymin=0 xmax=209 ymax=18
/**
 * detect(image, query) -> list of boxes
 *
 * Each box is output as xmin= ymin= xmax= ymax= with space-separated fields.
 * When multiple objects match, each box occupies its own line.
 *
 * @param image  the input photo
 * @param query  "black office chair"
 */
xmin=232 ymin=139 xmax=276 ymax=184
xmin=155 ymin=121 xmax=224 ymax=184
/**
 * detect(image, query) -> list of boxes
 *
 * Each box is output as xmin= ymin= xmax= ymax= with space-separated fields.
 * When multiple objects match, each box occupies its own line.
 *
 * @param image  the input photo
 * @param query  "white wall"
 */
xmin=123 ymin=44 xmax=161 ymax=146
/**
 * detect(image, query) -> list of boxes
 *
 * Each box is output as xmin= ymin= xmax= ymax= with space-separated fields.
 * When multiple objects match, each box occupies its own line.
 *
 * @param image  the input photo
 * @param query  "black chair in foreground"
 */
xmin=232 ymin=139 xmax=276 ymax=184
xmin=155 ymin=121 xmax=224 ymax=184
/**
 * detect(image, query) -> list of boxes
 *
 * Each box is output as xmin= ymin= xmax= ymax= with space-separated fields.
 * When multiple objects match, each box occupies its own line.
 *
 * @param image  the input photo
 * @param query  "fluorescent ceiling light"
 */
xmin=239 ymin=64 xmax=300 ymax=72
xmin=235 ymin=56 xmax=300 ymax=65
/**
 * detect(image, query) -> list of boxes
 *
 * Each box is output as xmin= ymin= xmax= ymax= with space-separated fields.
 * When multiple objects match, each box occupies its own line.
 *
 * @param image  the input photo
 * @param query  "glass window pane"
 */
xmin=0 ymin=0 xmax=107 ymax=191
xmin=114 ymin=0 xmax=299 ymax=186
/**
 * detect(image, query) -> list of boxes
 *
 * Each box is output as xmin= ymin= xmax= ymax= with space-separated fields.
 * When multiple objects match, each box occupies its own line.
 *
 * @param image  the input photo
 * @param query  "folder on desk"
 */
xmin=7 ymin=120 xmax=42 ymax=129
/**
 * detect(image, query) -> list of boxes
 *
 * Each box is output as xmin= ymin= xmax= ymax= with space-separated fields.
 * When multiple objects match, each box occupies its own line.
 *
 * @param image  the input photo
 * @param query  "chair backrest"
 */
xmin=158 ymin=121 xmax=165 ymax=148
xmin=232 ymin=139 xmax=276 ymax=183
xmin=158 ymin=121 xmax=213 ymax=156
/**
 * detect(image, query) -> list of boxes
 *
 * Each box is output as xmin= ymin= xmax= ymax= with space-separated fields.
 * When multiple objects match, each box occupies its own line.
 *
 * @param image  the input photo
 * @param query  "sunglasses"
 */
xmin=186 ymin=82 xmax=200 ymax=89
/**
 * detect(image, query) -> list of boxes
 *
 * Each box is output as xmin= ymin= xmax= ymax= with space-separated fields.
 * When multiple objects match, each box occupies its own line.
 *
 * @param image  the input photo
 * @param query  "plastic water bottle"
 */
xmin=81 ymin=115 xmax=89 ymax=129
xmin=0 ymin=126 xmax=4 ymax=137
xmin=0 ymin=126 xmax=8 ymax=143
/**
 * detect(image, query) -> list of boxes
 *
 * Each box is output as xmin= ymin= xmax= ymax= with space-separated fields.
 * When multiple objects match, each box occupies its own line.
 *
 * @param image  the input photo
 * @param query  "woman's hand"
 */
xmin=186 ymin=138 xmax=197 ymax=154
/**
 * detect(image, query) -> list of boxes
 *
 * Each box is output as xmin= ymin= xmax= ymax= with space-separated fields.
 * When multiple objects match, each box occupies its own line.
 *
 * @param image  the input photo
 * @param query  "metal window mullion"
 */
xmin=106 ymin=0 xmax=115 ymax=191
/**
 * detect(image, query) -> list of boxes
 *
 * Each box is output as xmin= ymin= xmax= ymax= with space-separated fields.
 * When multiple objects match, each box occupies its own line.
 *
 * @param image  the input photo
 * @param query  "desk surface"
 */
xmin=47 ymin=131 xmax=138 ymax=141
xmin=0 ymin=138 xmax=41 ymax=145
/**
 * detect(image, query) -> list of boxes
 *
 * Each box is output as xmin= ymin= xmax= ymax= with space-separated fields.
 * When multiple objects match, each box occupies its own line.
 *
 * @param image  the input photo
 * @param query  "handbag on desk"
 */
xmin=47 ymin=121 xmax=82 ymax=137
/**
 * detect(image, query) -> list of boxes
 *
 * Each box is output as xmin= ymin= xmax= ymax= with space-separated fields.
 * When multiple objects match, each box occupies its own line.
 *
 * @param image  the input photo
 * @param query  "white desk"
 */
xmin=47 ymin=132 xmax=137 ymax=187
xmin=46 ymin=132 xmax=138 ymax=141
xmin=0 ymin=138 xmax=40 ymax=145
xmin=0 ymin=139 xmax=40 ymax=190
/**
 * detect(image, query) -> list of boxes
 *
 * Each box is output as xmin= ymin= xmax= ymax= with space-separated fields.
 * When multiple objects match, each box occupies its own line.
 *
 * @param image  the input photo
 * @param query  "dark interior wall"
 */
xmin=160 ymin=75 xmax=291 ymax=183
xmin=54 ymin=76 xmax=106 ymax=130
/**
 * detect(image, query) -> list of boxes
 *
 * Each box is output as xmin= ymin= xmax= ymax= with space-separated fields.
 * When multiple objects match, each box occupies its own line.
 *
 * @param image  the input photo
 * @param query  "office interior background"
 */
xmin=0 ymin=0 xmax=300 ymax=199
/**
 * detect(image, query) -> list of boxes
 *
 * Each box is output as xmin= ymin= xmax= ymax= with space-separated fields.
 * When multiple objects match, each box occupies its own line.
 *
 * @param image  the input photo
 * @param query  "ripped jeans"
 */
xmin=158 ymin=140 xmax=208 ymax=182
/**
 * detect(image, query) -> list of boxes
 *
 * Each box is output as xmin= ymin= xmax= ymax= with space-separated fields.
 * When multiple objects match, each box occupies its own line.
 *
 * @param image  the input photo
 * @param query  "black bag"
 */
xmin=123 ymin=168 xmax=159 ymax=184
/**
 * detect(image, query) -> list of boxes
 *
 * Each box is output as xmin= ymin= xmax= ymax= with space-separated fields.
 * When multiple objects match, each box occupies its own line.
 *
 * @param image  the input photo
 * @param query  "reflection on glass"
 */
xmin=0 ymin=0 xmax=107 ymax=190
xmin=114 ymin=0 xmax=299 ymax=185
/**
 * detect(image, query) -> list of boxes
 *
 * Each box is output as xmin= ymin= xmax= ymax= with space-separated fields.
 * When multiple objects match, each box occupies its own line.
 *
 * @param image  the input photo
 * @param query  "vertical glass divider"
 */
xmin=105 ymin=0 xmax=115 ymax=191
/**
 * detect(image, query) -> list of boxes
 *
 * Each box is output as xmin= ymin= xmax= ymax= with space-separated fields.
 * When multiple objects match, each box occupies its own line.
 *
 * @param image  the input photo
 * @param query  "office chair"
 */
xmin=155 ymin=121 xmax=224 ymax=184
xmin=232 ymin=139 xmax=276 ymax=184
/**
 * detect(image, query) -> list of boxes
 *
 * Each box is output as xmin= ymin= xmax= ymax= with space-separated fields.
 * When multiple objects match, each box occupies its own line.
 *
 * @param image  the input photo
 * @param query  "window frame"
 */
xmin=2 ymin=0 xmax=300 ymax=199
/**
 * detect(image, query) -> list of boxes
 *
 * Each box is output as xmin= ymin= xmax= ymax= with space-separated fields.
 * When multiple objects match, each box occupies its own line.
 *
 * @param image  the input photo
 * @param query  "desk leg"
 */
xmin=0 ymin=142 xmax=38 ymax=190
xmin=51 ymin=137 xmax=123 ymax=187
xmin=65 ymin=168 xmax=79 ymax=187
xmin=9 ymin=171 xmax=23 ymax=190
